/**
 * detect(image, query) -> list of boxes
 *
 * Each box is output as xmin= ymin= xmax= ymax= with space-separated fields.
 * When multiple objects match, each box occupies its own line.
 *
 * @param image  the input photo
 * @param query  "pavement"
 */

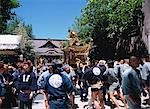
xmin=31 ymin=88 xmax=150 ymax=109
xmin=12 ymin=88 xmax=150 ymax=109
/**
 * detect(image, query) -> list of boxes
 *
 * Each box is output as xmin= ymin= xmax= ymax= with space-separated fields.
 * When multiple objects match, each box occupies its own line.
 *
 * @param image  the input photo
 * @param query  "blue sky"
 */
xmin=15 ymin=0 xmax=86 ymax=39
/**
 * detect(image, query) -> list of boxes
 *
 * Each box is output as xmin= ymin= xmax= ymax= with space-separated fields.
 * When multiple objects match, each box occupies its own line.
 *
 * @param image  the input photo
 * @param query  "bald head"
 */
xmin=129 ymin=56 xmax=140 ymax=68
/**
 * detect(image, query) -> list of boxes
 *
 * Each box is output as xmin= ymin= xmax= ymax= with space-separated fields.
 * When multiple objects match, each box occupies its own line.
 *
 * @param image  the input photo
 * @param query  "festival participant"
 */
xmin=17 ymin=61 xmax=38 ymax=109
xmin=77 ymin=62 xmax=89 ymax=102
xmin=43 ymin=61 xmax=74 ymax=109
xmin=84 ymin=61 xmax=105 ymax=109
xmin=2 ymin=64 xmax=18 ymax=108
xmin=122 ymin=56 xmax=142 ymax=109
xmin=104 ymin=60 xmax=128 ymax=109
xmin=114 ymin=59 xmax=124 ymax=85
xmin=141 ymin=55 xmax=150 ymax=105
xmin=37 ymin=63 xmax=54 ymax=109
xmin=61 ymin=64 xmax=78 ymax=108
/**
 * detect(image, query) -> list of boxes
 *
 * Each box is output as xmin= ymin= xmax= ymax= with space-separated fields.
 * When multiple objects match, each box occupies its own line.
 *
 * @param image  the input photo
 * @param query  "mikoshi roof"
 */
xmin=0 ymin=35 xmax=22 ymax=50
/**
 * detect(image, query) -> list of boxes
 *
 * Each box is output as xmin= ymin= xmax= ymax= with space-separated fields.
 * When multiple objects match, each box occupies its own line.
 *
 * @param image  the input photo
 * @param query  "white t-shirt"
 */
xmin=141 ymin=62 xmax=150 ymax=80
xmin=37 ymin=70 xmax=50 ymax=87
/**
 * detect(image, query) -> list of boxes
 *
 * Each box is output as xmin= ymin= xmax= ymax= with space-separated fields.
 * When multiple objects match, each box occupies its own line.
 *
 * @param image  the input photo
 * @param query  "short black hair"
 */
xmin=107 ymin=60 xmax=114 ymax=68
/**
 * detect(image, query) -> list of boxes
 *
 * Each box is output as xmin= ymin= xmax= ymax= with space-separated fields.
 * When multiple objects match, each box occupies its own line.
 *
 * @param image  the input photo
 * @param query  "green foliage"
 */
xmin=10 ymin=0 xmax=20 ymax=8
xmin=0 ymin=0 xmax=34 ymax=61
xmin=72 ymin=0 xmax=146 ymax=60
xmin=25 ymin=24 xmax=34 ymax=38
xmin=13 ymin=21 xmax=35 ymax=60
xmin=4 ymin=17 xmax=34 ymax=39
xmin=4 ymin=17 xmax=21 ymax=34
xmin=23 ymin=41 xmax=35 ymax=61
xmin=0 ymin=0 xmax=19 ymax=33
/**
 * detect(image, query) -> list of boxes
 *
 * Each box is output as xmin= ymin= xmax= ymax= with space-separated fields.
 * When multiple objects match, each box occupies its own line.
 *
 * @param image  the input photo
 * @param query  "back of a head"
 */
xmin=63 ymin=64 xmax=70 ymax=70
xmin=129 ymin=56 xmax=140 ymax=68
xmin=129 ymin=56 xmax=138 ymax=62
xmin=99 ymin=60 xmax=106 ymax=65
xmin=52 ymin=59 xmax=62 ymax=68
xmin=107 ymin=60 xmax=114 ymax=68
xmin=52 ymin=59 xmax=63 ymax=74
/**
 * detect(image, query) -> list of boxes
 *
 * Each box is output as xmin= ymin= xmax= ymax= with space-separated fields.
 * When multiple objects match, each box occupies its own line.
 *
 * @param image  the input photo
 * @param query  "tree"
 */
xmin=0 ymin=0 xmax=35 ymax=61
xmin=72 ymin=0 xmax=147 ymax=60
xmin=5 ymin=17 xmax=34 ymax=39
xmin=4 ymin=17 xmax=21 ymax=34
xmin=25 ymin=24 xmax=34 ymax=38
xmin=13 ymin=22 xmax=35 ymax=61
xmin=0 ymin=0 xmax=19 ymax=33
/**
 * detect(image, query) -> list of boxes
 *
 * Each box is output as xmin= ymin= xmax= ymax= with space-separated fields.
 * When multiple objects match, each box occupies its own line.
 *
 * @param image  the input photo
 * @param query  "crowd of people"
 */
xmin=0 ymin=55 xmax=149 ymax=109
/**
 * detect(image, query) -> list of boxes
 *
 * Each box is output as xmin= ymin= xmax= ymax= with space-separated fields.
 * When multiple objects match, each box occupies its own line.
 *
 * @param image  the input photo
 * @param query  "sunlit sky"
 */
xmin=15 ymin=0 xmax=86 ymax=39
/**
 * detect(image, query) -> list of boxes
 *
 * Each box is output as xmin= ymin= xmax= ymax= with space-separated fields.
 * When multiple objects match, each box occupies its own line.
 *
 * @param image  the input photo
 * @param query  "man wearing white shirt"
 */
xmin=37 ymin=64 xmax=53 ymax=88
xmin=122 ymin=56 xmax=142 ymax=109
xmin=141 ymin=55 xmax=150 ymax=105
